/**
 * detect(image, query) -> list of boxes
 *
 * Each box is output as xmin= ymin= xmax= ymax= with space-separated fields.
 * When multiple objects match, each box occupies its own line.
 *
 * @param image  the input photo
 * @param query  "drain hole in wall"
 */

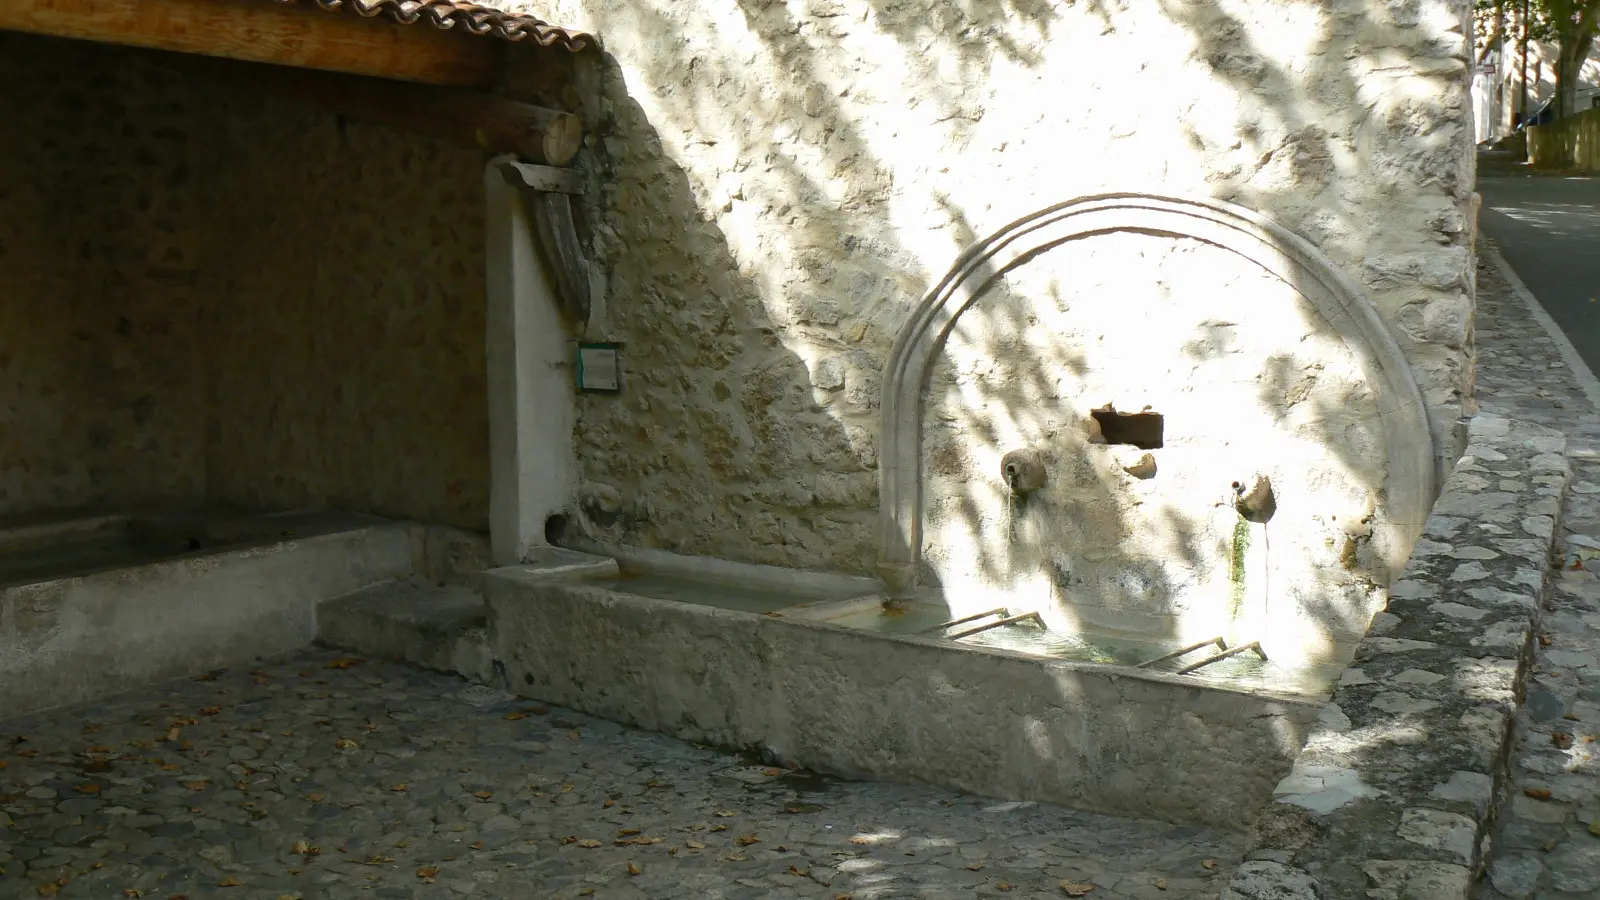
xmin=1091 ymin=407 xmax=1164 ymax=449
xmin=545 ymin=514 xmax=571 ymax=545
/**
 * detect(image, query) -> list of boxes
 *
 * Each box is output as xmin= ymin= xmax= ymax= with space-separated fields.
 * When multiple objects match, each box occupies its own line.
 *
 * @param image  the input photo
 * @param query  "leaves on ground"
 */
xmin=1061 ymin=881 xmax=1097 ymax=896
xmin=1525 ymin=787 xmax=1553 ymax=800
xmin=326 ymin=658 xmax=363 ymax=669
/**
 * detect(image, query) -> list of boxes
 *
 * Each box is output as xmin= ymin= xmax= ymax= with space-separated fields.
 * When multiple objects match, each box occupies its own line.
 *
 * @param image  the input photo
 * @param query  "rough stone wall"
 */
xmin=0 ymin=34 xmax=208 ymax=518
xmin=536 ymin=0 xmax=1478 ymax=577
xmin=0 ymin=35 xmax=490 ymax=530
xmin=195 ymin=94 xmax=492 ymax=530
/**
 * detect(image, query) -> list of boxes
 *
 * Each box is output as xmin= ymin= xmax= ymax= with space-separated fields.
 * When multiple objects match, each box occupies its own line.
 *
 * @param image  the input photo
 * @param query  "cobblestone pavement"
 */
xmin=1474 ymin=241 xmax=1600 ymax=899
xmin=0 ymin=649 xmax=1243 ymax=900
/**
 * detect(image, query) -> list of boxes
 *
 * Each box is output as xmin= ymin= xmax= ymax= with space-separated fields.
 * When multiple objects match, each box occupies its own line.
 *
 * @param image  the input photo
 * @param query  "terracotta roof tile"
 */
xmin=278 ymin=0 xmax=594 ymax=51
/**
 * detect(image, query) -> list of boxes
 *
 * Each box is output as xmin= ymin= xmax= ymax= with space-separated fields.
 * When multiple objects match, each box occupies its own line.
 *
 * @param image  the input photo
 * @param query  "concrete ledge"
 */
xmin=317 ymin=578 xmax=491 ymax=680
xmin=1224 ymin=413 xmax=1568 ymax=899
xmin=0 ymin=522 xmax=415 ymax=718
xmin=485 ymin=563 xmax=1321 ymax=829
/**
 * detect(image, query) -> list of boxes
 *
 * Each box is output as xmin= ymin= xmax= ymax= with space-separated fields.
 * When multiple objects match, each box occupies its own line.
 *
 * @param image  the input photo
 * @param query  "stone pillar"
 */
xmin=483 ymin=155 xmax=577 ymax=566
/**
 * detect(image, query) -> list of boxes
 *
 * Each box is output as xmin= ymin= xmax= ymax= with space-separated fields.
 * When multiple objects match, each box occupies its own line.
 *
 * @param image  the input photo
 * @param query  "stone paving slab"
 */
xmin=1470 ymin=240 xmax=1600 ymax=900
xmin=0 ymin=650 xmax=1244 ymax=900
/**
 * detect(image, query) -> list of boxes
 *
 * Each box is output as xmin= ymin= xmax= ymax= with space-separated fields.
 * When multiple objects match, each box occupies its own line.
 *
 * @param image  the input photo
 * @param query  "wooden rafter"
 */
xmin=0 ymin=0 xmax=505 ymax=87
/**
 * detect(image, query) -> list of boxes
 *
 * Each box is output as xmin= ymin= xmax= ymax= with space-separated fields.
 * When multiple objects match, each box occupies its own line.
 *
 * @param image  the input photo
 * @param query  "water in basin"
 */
xmin=585 ymin=571 xmax=843 ymax=615
xmin=812 ymin=602 xmax=956 ymax=635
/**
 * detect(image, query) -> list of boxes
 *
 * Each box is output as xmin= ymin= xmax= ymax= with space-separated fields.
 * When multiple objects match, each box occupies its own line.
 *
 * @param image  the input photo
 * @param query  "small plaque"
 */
xmin=577 ymin=343 xmax=621 ymax=393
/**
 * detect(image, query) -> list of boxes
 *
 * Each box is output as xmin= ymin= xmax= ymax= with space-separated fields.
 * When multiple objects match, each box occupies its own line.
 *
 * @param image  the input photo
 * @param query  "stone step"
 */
xmin=317 ymin=578 xmax=493 ymax=682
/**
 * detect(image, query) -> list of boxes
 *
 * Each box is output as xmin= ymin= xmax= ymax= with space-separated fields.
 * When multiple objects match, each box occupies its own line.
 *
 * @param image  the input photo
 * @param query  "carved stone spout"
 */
xmin=1233 ymin=474 xmax=1277 ymax=523
xmin=1000 ymin=449 xmax=1048 ymax=496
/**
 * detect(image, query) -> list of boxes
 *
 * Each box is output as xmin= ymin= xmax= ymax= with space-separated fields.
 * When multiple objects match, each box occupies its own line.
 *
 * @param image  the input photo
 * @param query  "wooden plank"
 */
xmin=0 ymin=0 xmax=502 ymax=86
xmin=164 ymin=55 xmax=582 ymax=165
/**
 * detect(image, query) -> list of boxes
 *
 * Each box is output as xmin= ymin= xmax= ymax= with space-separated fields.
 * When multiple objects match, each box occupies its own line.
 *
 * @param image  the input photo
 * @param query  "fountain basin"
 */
xmin=486 ymin=555 xmax=1325 ymax=827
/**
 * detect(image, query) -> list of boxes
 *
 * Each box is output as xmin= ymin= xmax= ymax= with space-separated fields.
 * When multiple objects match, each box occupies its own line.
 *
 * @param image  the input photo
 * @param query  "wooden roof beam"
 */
xmin=0 ymin=0 xmax=504 ymax=87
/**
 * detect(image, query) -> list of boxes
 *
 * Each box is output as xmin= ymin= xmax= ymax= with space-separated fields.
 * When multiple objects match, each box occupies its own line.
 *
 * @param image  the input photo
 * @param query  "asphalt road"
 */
xmin=1477 ymin=174 xmax=1600 ymax=376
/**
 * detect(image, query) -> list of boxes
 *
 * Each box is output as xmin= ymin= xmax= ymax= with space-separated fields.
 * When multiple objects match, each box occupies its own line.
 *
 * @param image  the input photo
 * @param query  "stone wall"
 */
xmin=195 ymin=89 xmax=492 ymax=530
xmin=1528 ymin=107 xmax=1600 ymax=173
xmin=538 ymin=0 xmax=1479 ymax=580
xmin=0 ymin=35 xmax=491 ymax=530
xmin=0 ymin=34 xmax=209 ymax=518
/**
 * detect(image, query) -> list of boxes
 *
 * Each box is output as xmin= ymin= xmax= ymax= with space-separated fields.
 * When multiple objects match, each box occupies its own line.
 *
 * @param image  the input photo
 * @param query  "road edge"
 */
xmin=1482 ymin=240 xmax=1600 ymax=412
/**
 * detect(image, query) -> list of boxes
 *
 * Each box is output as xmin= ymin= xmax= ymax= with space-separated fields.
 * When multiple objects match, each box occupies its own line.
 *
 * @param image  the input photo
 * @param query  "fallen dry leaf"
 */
xmin=714 ymin=810 xmax=738 ymax=817
xmin=306 ymin=793 xmax=325 ymax=802
xmin=996 ymin=882 xmax=1014 ymax=892
xmin=1553 ymin=733 xmax=1574 ymax=749
xmin=762 ymin=767 xmax=782 ymax=776
xmin=577 ymin=839 xmax=603 ymax=848
xmin=123 ymin=890 xmax=142 ymax=898
xmin=200 ymin=707 xmax=221 ymax=716
xmin=967 ymin=863 xmax=986 ymax=871
xmin=1539 ymin=634 xmax=1554 ymax=648
xmin=848 ymin=836 xmax=871 ymax=845
xmin=1525 ymin=787 xmax=1553 ymax=800
xmin=38 ymin=884 xmax=61 ymax=897
xmin=617 ymin=828 xmax=641 ymax=837
xmin=326 ymin=658 xmax=363 ymax=669
xmin=216 ymin=876 xmax=241 ymax=887
xmin=504 ymin=712 xmax=526 ymax=721
xmin=787 ymin=865 xmax=810 ymax=877
xmin=602 ymin=799 xmax=615 ymax=809
xmin=627 ymin=863 xmax=641 ymax=876
xmin=471 ymin=790 xmax=494 ymax=800
xmin=686 ymin=840 xmax=706 ymax=849
xmin=735 ymin=834 xmax=761 ymax=846
xmin=416 ymin=866 xmax=439 ymax=883
xmin=390 ymin=784 xmax=408 ymax=792
xmin=1202 ymin=859 xmax=1218 ymax=870
xmin=709 ymin=824 xmax=728 ymax=833
xmin=74 ymin=783 xmax=101 ymax=794
xmin=1061 ymin=882 xmax=1097 ymax=897
xmin=334 ymin=739 xmax=358 ymax=750
xmin=1156 ymin=878 xmax=1168 ymax=890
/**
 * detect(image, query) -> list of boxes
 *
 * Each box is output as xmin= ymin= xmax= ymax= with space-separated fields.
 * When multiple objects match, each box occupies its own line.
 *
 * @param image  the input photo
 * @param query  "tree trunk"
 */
xmin=1556 ymin=2 xmax=1600 ymax=119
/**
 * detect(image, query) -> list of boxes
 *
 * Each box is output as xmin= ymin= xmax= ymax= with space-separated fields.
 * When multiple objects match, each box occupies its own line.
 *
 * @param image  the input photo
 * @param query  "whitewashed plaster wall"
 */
xmin=524 ymin=0 xmax=1478 ymax=622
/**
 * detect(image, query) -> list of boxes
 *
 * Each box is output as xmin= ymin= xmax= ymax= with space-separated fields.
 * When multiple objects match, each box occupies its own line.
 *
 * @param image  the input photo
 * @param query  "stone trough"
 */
xmin=0 ymin=509 xmax=438 ymax=718
xmin=486 ymin=546 xmax=1323 ymax=829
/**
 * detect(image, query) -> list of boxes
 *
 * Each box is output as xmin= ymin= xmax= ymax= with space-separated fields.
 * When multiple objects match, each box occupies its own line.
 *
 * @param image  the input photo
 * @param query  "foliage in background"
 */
xmin=1475 ymin=0 xmax=1600 ymax=117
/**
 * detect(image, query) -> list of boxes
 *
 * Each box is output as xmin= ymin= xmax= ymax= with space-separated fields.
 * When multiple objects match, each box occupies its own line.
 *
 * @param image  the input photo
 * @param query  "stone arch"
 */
xmin=876 ymin=193 xmax=1437 ymax=595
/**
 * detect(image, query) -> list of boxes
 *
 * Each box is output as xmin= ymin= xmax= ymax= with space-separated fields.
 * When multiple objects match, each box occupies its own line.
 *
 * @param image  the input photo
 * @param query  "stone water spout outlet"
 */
xmin=1233 ymin=474 xmax=1277 ymax=523
xmin=1000 ymin=449 xmax=1048 ymax=496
